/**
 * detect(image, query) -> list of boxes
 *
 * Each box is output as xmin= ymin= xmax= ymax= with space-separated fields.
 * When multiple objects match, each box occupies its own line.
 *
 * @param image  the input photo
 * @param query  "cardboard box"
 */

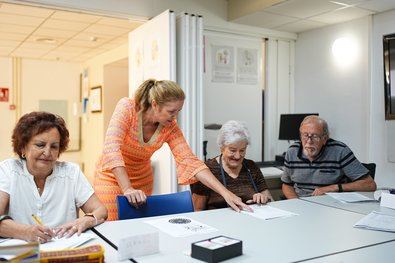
xmin=191 ymin=236 xmax=242 ymax=263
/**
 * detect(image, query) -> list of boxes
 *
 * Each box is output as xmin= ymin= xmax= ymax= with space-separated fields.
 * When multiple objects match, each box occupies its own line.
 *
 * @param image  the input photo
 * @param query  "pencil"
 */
xmin=31 ymin=214 xmax=43 ymax=226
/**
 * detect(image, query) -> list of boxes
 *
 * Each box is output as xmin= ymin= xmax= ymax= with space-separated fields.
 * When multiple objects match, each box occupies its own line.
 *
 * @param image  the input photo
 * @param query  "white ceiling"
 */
xmin=230 ymin=0 xmax=395 ymax=33
xmin=0 ymin=2 xmax=144 ymax=62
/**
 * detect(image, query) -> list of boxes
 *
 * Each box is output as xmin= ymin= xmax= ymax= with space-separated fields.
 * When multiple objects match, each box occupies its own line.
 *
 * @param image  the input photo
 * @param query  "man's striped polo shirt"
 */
xmin=281 ymin=138 xmax=369 ymax=197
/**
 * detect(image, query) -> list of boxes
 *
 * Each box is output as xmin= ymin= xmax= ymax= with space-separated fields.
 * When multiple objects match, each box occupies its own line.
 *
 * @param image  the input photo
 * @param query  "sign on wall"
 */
xmin=0 ymin=87 xmax=9 ymax=102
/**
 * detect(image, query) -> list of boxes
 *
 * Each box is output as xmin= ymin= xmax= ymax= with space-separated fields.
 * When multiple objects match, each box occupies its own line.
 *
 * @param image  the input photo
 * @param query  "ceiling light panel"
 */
xmin=266 ymin=0 xmax=344 ymax=19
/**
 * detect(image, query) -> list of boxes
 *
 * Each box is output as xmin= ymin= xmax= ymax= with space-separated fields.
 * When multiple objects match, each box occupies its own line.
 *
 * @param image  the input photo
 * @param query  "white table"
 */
xmin=93 ymin=199 xmax=395 ymax=262
xmin=302 ymin=240 xmax=395 ymax=263
xmin=300 ymin=192 xmax=395 ymax=216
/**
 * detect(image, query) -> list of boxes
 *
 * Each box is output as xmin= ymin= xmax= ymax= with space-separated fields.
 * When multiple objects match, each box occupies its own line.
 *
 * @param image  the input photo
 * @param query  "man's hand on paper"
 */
xmin=311 ymin=185 xmax=337 ymax=196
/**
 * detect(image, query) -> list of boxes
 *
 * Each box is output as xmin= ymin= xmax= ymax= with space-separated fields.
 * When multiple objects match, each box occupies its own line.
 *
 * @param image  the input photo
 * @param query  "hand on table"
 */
xmin=54 ymin=216 xmax=94 ymax=238
xmin=223 ymin=191 xmax=253 ymax=212
xmin=246 ymin=192 xmax=272 ymax=205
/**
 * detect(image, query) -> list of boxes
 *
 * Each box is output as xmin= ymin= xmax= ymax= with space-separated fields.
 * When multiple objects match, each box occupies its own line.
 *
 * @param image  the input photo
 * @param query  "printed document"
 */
xmin=241 ymin=204 xmax=298 ymax=220
xmin=145 ymin=216 xmax=218 ymax=237
xmin=354 ymin=211 xmax=395 ymax=232
xmin=326 ymin=192 xmax=375 ymax=203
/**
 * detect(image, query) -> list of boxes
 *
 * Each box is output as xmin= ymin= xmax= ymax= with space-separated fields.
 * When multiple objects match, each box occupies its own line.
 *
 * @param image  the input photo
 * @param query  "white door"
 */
xmin=128 ymin=10 xmax=176 ymax=194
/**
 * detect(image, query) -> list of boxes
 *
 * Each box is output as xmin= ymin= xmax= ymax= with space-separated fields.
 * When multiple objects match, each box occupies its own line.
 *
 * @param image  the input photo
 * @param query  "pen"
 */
xmin=31 ymin=214 xmax=43 ymax=226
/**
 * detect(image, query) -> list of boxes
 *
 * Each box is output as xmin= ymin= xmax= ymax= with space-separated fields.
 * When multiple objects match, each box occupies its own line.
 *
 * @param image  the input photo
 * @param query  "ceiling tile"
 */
xmin=330 ymin=0 xmax=369 ymax=5
xmin=97 ymin=17 xmax=142 ymax=29
xmin=275 ymin=19 xmax=327 ymax=33
xmin=0 ymin=46 xmax=15 ymax=55
xmin=72 ymin=32 xmax=112 ymax=42
xmin=266 ymin=0 xmax=344 ymax=19
xmin=51 ymin=10 xmax=100 ymax=23
xmin=357 ymin=0 xmax=395 ymax=12
xmin=11 ymin=49 xmax=48 ymax=58
xmin=41 ymin=19 xmax=90 ymax=31
xmin=0 ymin=3 xmax=53 ymax=17
xmin=84 ymin=24 xmax=130 ymax=36
xmin=0 ymin=39 xmax=21 ymax=47
xmin=233 ymin=11 xmax=298 ymax=28
xmin=311 ymin=6 xmax=374 ymax=24
xmin=63 ymin=39 xmax=105 ymax=48
xmin=0 ymin=24 xmax=35 ymax=34
xmin=55 ymin=45 xmax=90 ymax=53
xmin=19 ymin=41 xmax=57 ymax=50
xmin=33 ymin=28 xmax=77 ymax=38
xmin=0 ymin=32 xmax=27 ymax=41
xmin=0 ymin=13 xmax=45 ymax=27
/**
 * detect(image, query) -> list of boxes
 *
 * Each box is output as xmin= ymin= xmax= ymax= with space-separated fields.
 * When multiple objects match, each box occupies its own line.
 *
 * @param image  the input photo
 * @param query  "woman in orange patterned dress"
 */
xmin=94 ymin=79 xmax=251 ymax=220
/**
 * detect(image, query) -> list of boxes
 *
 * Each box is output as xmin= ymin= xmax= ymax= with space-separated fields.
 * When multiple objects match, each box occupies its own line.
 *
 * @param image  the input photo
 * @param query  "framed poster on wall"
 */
xmin=90 ymin=86 xmax=102 ymax=113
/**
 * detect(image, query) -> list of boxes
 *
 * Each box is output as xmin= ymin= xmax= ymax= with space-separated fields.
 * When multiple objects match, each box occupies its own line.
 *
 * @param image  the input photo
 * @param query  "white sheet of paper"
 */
xmin=241 ymin=204 xmax=298 ymax=220
xmin=0 ymin=239 xmax=27 ymax=247
xmin=40 ymin=233 xmax=96 ymax=251
xmin=354 ymin=211 xmax=395 ymax=232
xmin=326 ymin=192 xmax=375 ymax=203
xmin=145 ymin=216 xmax=218 ymax=237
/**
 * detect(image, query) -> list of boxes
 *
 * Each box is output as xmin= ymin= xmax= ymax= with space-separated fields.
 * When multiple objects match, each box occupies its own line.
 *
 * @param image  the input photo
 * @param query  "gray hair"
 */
xmin=300 ymin=115 xmax=329 ymax=136
xmin=217 ymin=120 xmax=250 ymax=148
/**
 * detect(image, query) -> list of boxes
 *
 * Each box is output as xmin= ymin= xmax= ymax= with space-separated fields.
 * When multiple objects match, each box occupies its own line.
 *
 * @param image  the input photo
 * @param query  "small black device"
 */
xmin=278 ymin=113 xmax=319 ymax=141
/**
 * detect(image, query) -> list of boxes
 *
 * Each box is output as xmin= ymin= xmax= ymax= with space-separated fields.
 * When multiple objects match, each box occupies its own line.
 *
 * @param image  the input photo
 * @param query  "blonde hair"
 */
xmin=134 ymin=79 xmax=185 ymax=112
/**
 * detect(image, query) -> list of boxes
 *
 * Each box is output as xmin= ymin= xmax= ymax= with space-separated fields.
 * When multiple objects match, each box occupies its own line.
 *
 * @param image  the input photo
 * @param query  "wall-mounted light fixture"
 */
xmin=332 ymin=37 xmax=358 ymax=68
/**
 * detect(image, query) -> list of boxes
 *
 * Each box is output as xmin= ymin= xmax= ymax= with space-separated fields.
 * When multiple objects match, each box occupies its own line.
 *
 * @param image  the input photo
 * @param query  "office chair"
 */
xmin=117 ymin=190 xmax=194 ymax=220
xmin=362 ymin=163 xmax=376 ymax=179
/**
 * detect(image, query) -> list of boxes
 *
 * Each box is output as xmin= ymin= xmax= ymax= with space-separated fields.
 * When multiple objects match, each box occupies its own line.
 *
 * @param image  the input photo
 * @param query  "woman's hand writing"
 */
xmin=24 ymin=224 xmax=54 ymax=243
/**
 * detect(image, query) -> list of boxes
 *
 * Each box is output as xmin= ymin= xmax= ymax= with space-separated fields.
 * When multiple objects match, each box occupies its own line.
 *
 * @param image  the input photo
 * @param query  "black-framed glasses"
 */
xmin=300 ymin=133 xmax=324 ymax=142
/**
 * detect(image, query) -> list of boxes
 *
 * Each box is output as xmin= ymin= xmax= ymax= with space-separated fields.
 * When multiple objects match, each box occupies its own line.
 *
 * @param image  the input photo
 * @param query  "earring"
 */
xmin=21 ymin=153 xmax=26 ymax=159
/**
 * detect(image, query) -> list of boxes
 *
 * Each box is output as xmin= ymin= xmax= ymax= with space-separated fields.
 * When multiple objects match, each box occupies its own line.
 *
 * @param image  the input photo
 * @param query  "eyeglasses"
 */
xmin=300 ymin=133 xmax=324 ymax=142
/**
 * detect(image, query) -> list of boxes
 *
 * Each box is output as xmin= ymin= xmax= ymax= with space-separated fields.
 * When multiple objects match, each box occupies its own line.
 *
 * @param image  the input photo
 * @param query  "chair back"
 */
xmin=362 ymin=163 xmax=376 ymax=179
xmin=117 ymin=191 xmax=194 ymax=220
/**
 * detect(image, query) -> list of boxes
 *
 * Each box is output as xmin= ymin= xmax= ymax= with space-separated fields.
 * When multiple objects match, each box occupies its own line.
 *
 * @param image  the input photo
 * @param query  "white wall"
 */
xmin=103 ymin=63 xmax=128 ymax=131
xmin=295 ymin=17 xmax=370 ymax=160
xmin=371 ymin=10 xmax=395 ymax=187
xmin=0 ymin=57 xmax=15 ymax=161
xmin=203 ymin=32 xmax=262 ymax=161
xmin=0 ymin=57 xmax=81 ymax=163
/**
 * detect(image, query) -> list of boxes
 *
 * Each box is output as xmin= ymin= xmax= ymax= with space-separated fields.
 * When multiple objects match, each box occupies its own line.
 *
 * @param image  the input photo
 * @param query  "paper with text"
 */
xmin=241 ymin=204 xmax=298 ymax=220
xmin=354 ymin=211 xmax=395 ymax=232
xmin=40 ymin=233 xmax=96 ymax=251
xmin=326 ymin=192 xmax=375 ymax=203
xmin=145 ymin=217 xmax=218 ymax=237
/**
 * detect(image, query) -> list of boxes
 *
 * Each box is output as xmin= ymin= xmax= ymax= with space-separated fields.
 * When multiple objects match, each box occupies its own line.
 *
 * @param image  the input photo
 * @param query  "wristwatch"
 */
xmin=338 ymin=184 xmax=343 ymax=192
xmin=0 ymin=215 xmax=12 ymax=224
xmin=84 ymin=213 xmax=98 ymax=226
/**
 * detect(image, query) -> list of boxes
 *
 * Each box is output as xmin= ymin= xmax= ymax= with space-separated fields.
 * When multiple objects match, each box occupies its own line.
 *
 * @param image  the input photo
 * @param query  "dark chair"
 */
xmin=117 ymin=190 xmax=194 ymax=220
xmin=362 ymin=163 xmax=376 ymax=179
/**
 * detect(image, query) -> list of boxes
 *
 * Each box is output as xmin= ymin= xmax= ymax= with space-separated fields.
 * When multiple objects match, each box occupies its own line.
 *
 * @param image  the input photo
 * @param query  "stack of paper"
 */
xmin=326 ymin=192 xmax=375 ymax=203
xmin=354 ymin=211 xmax=395 ymax=232
xmin=40 ymin=233 xmax=96 ymax=251
xmin=0 ymin=242 xmax=39 ymax=262
xmin=241 ymin=204 xmax=298 ymax=220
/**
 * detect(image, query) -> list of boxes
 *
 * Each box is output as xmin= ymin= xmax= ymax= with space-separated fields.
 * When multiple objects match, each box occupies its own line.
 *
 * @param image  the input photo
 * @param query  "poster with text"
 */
xmin=237 ymin=48 xmax=258 ymax=85
xmin=211 ymin=45 xmax=234 ymax=83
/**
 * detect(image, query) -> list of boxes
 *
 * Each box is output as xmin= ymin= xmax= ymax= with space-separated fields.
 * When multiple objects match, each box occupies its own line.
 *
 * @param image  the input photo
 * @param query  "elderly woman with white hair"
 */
xmin=191 ymin=120 xmax=273 ymax=210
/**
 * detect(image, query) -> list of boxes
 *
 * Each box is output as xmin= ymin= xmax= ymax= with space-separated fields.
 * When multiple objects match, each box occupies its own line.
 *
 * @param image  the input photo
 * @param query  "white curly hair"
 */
xmin=217 ymin=120 xmax=250 ymax=148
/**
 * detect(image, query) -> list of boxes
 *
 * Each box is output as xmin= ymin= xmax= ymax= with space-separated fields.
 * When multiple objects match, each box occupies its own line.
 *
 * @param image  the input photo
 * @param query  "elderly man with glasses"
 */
xmin=281 ymin=115 xmax=376 ymax=199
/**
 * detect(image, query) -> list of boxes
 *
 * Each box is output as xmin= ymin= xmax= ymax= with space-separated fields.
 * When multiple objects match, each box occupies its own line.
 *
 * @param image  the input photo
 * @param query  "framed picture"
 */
xmin=90 ymin=86 xmax=102 ymax=113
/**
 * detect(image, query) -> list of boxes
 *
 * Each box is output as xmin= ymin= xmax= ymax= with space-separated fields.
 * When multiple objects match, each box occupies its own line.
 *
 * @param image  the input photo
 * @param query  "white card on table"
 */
xmin=118 ymin=231 xmax=159 ymax=260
